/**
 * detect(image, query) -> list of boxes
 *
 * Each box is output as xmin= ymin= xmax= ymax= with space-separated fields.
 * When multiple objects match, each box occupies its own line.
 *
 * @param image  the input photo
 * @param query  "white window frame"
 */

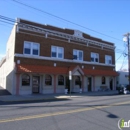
xmin=105 ymin=55 xmax=112 ymax=64
xmin=23 ymin=41 xmax=40 ymax=56
xmin=73 ymin=49 xmax=83 ymax=61
xmin=91 ymin=52 xmax=99 ymax=63
xmin=51 ymin=46 xmax=64 ymax=59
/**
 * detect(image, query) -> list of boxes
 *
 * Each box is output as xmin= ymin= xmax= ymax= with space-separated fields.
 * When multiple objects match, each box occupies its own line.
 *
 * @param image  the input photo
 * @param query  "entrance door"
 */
xmin=88 ymin=77 xmax=92 ymax=91
xmin=32 ymin=76 xmax=40 ymax=93
xmin=66 ymin=77 xmax=70 ymax=92
xmin=110 ymin=78 xmax=113 ymax=90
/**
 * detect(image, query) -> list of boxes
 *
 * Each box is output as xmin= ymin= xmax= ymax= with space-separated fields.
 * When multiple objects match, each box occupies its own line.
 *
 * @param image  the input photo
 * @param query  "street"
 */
xmin=0 ymin=94 xmax=130 ymax=130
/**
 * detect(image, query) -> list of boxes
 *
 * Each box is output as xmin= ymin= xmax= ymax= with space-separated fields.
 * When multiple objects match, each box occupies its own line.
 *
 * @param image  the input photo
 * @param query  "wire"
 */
xmin=116 ymin=53 xmax=123 ymax=62
xmin=0 ymin=14 xmax=127 ymax=55
xmin=11 ymin=0 xmax=123 ymax=42
xmin=0 ymin=15 xmax=16 ymax=27
xmin=0 ymin=20 xmax=14 ymax=25
xmin=116 ymin=44 xmax=127 ymax=62
xmin=119 ymin=56 xmax=127 ymax=71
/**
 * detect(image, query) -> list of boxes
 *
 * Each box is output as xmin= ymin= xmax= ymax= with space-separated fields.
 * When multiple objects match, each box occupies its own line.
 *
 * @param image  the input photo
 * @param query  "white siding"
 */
xmin=0 ymin=25 xmax=16 ymax=94
xmin=95 ymin=76 xmax=101 ymax=91
xmin=0 ymin=60 xmax=6 ymax=89
xmin=105 ymin=77 xmax=110 ymax=89
xmin=42 ymin=74 xmax=54 ymax=94
xmin=19 ymin=74 xmax=32 ymax=95
xmin=5 ymin=25 xmax=16 ymax=94
xmin=117 ymin=71 xmax=129 ymax=85
xmin=94 ymin=76 xmax=112 ymax=91
xmin=56 ymin=86 xmax=65 ymax=93
xmin=19 ymin=88 xmax=32 ymax=95
xmin=83 ymin=76 xmax=88 ymax=92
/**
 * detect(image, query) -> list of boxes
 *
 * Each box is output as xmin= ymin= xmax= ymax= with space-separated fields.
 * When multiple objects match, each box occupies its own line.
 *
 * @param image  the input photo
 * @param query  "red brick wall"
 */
xmin=15 ymin=32 xmax=115 ymax=65
xmin=19 ymin=19 xmax=114 ymax=46
xmin=14 ymin=19 xmax=115 ymax=71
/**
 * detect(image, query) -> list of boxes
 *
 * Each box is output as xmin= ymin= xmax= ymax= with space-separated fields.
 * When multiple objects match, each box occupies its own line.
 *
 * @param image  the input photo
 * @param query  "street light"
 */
xmin=123 ymin=33 xmax=130 ymax=86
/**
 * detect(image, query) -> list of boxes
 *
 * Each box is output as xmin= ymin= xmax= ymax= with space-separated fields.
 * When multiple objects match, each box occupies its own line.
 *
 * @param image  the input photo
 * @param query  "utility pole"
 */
xmin=123 ymin=33 xmax=130 ymax=86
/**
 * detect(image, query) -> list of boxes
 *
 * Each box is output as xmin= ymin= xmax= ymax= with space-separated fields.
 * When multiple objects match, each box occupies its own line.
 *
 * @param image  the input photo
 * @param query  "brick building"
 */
xmin=0 ymin=18 xmax=118 ymax=95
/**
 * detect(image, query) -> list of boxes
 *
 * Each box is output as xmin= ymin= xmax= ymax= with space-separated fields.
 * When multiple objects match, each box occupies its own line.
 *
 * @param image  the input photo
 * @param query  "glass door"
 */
xmin=32 ymin=76 xmax=40 ymax=93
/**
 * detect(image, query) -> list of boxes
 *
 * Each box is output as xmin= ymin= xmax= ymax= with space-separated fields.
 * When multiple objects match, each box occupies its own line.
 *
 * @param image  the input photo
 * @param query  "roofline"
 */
xmin=16 ymin=17 xmax=114 ymax=45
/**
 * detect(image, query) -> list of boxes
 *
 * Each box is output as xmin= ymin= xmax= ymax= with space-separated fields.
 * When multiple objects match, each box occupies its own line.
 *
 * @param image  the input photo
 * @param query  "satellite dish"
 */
xmin=123 ymin=37 xmax=128 ymax=42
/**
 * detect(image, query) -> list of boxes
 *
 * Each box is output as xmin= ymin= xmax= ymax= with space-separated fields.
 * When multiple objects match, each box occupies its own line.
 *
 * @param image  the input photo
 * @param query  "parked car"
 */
xmin=117 ymin=84 xmax=130 ymax=94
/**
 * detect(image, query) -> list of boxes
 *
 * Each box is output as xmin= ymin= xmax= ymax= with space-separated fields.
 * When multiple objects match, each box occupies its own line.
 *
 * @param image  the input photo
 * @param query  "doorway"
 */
xmin=88 ymin=77 xmax=92 ymax=91
xmin=110 ymin=78 xmax=113 ymax=90
xmin=66 ymin=77 xmax=70 ymax=92
xmin=32 ymin=76 xmax=40 ymax=93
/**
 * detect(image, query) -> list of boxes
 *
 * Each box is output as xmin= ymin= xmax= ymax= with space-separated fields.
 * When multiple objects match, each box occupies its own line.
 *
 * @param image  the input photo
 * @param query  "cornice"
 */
xmin=17 ymin=22 xmax=115 ymax=50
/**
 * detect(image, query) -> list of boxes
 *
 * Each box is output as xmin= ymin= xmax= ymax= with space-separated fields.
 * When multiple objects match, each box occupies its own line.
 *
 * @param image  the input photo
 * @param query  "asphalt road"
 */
xmin=0 ymin=94 xmax=130 ymax=130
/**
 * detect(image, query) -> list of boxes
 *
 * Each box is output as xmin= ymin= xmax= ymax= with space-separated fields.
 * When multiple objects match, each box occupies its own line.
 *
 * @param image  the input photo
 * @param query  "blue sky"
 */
xmin=0 ymin=0 xmax=130 ymax=71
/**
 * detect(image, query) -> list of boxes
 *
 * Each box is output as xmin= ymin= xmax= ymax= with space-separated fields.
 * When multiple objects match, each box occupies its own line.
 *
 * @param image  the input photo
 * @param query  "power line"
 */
xmin=0 ymin=15 xmax=15 ymax=23
xmin=0 ymin=20 xmax=14 ymax=25
xmin=118 ymin=43 xmax=128 ymax=71
xmin=116 ymin=53 xmax=123 ymax=62
xmin=0 ymin=14 xmax=127 ymax=56
xmin=11 ymin=0 xmax=123 ymax=42
xmin=119 ymin=56 xmax=127 ymax=71
xmin=116 ymin=45 xmax=127 ymax=61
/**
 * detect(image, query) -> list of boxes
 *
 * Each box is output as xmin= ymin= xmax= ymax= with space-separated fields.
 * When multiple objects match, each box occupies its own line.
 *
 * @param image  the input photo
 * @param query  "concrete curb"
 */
xmin=0 ymin=96 xmax=76 ymax=103
xmin=0 ymin=91 xmax=119 ymax=103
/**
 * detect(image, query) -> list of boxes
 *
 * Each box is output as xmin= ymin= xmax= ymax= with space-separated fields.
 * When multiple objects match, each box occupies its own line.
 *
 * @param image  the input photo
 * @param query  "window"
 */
xmin=24 ymin=42 xmax=31 ymax=54
xmin=75 ymin=76 xmax=80 ymax=85
xmin=51 ymin=46 xmax=64 ymax=59
xmin=52 ymin=46 xmax=56 ymax=57
xmin=22 ymin=74 xmax=30 ymax=86
xmin=58 ymin=75 xmax=64 ymax=85
xmin=102 ymin=76 xmax=106 ymax=84
xmin=45 ymin=75 xmax=52 ymax=85
xmin=73 ymin=49 xmax=83 ymax=61
xmin=33 ymin=44 xmax=39 ymax=55
xmin=91 ymin=52 xmax=99 ymax=63
xmin=105 ymin=55 xmax=112 ymax=64
xmin=24 ymin=41 xmax=40 ymax=56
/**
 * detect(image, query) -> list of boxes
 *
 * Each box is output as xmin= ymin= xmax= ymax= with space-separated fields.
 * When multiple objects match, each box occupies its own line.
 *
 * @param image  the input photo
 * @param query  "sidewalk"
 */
xmin=0 ymin=90 xmax=118 ymax=103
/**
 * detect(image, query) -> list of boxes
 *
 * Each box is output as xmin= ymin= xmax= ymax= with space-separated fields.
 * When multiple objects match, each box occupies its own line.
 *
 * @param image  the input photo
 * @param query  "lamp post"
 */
xmin=123 ymin=33 xmax=130 ymax=86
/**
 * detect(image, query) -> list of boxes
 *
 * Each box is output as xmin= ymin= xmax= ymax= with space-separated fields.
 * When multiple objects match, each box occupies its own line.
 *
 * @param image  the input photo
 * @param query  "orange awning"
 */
xmin=83 ymin=69 xmax=118 ymax=76
xmin=16 ymin=65 xmax=69 ymax=74
xmin=16 ymin=64 xmax=118 ymax=76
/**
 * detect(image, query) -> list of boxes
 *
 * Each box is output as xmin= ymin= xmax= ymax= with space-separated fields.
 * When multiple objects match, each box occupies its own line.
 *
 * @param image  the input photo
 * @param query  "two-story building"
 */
xmin=0 ymin=18 xmax=118 ymax=95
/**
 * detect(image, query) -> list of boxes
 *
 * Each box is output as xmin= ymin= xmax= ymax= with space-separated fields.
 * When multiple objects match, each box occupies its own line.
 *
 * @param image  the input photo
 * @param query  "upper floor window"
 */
xmin=91 ymin=52 xmax=99 ymax=63
xmin=51 ymin=46 xmax=64 ymax=59
xmin=73 ymin=49 xmax=83 ymax=61
xmin=24 ymin=41 xmax=40 ymax=56
xmin=105 ymin=55 xmax=112 ymax=64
